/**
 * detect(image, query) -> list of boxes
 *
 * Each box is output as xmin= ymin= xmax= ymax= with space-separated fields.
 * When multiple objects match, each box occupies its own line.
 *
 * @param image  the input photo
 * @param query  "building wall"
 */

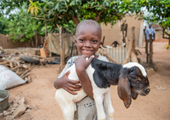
xmin=101 ymin=15 xmax=144 ymax=47
xmin=0 ymin=34 xmax=43 ymax=49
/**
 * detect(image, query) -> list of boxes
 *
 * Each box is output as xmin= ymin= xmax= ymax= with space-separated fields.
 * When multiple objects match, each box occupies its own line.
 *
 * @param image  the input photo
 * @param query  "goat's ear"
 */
xmin=131 ymin=91 xmax=138 ymax=100
xmin=118 ymin=68 xmax=131 ymax=108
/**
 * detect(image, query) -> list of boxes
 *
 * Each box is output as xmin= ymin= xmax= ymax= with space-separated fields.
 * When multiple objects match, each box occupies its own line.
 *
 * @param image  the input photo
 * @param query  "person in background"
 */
xmin=145 ymin=23 xmax=155 ymax=54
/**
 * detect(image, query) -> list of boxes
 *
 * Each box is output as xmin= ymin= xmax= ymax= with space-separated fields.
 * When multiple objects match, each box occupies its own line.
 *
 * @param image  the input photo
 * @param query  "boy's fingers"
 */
xmin=65 ymin=70 xmax=70 ymax=77
xmin=87 ymin=55 xmax=94 ymax=64
xmin=66 ymin=89 xmax=77 ymax=95
xmin=69 ymin=83 xmax=81 ymax=89
xmin=68 ymin=85 xmax=81 ymax=91
xmin=68 ymin=79 xmax=80 ymax=84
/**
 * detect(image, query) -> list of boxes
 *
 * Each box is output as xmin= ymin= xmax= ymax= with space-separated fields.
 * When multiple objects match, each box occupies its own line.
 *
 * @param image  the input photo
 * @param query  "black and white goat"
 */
xmin=55 ymin=58 xmax=150 ymax=120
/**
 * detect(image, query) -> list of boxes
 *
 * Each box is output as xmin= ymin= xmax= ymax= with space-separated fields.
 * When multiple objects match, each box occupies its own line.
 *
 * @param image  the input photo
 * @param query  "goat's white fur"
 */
xmin=55 ymin=63 xmax=114 ymax=120
xmin=123 ymin=62 xmax=147 ymax=77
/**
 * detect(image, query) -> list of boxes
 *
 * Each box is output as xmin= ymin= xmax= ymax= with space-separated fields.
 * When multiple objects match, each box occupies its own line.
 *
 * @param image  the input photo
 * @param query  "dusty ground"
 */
xmin=4 ymin=41 xmax=170 ymax=120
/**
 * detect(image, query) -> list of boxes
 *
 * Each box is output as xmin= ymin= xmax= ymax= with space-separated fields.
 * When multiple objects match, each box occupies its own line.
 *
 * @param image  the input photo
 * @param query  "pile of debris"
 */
xmin=0 ymin=47 xmax=33 ymax=83
xmin=0 ymin=97 xmax=35 ymax=120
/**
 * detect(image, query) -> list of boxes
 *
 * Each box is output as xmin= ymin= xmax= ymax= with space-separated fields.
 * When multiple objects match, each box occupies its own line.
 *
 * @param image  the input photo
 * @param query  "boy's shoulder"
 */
xmin=67 ymin=56 xmax=78 ymax=65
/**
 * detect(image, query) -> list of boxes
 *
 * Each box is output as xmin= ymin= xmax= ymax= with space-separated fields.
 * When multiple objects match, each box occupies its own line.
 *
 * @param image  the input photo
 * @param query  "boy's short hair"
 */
xmin=75 ymin=20 xmax=102 ymax=39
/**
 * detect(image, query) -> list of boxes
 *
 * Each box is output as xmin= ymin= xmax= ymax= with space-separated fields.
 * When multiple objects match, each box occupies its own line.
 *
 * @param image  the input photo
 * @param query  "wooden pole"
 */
xmin=45 ymin=22 xmax=47 ymax=38
xmin=130 ymin=27 xmax=138 ymax=63
xmin=59 ymin=27 xmax=65 ymax=71
xmin=149 ymin=34 xmax=153 ymax=66
xmin=123 ymin=27 xmax=134 ymax=64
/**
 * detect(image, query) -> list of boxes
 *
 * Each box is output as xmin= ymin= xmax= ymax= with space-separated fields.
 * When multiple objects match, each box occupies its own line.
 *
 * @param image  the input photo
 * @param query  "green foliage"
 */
xmin=130 ymin=0 xmax=170 ymax=29
xmin=27 ymin=0 xmax=131 ymax=26
xmin=0 ymin=16 xmax=9 ymax=35
xmin=7 ymin=9 xmax=45 ymax=42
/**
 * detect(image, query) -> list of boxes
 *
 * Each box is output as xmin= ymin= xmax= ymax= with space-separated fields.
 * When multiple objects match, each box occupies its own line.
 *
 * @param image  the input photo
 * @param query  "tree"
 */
xmin=0 ymin=16 xmax=9 ymax=35
xmin=27 ymin=0 xmax=133 ymax=26
xmin=7 ymin=8 xmax=47 ymax=45
xmin=131 ymin=0 xmax=170 ymax=44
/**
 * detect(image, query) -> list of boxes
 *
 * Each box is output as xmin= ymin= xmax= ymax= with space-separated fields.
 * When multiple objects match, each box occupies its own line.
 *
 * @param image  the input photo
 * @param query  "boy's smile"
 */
xmin=75 ymin=24 xmax=101 ymax=56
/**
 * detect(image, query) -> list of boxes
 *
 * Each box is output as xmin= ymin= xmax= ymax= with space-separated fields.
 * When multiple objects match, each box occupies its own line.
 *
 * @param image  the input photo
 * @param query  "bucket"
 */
xmin=0 ymin=90 xmax=10 ymax=112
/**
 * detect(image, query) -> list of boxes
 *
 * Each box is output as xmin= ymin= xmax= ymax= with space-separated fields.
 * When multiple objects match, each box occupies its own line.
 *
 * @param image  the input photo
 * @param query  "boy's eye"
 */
xmin=79 ymin=39 xmax=84 ymax=42
xmin=92 ymin=40 xmax=97 ymax=43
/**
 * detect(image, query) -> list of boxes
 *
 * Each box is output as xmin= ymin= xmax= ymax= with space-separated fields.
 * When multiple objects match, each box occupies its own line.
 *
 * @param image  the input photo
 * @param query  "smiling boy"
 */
xmin=54 ymin=20 xmax=109 ymax=120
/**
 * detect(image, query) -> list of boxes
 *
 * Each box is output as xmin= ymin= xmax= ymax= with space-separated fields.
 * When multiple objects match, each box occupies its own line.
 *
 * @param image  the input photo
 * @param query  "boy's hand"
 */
xmin=74 ymin=54 xmax=95 ymax=99
xmin=75 ymin=55 xmax=94 ymax=71
xmin=57 ymin=71 xmax=82 ymax=95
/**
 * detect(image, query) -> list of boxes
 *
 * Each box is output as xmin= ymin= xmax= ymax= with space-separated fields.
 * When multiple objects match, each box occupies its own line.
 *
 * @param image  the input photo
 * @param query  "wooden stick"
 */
xmin=10 ymin=65 xmax=23 ymax=71
xmin=20 ymin=69 xmax=31 ymax=78
xmin=21 ymin=73 xmax=30 ymax=79
xmin=123 ymin=28 xmax=134 ymax=64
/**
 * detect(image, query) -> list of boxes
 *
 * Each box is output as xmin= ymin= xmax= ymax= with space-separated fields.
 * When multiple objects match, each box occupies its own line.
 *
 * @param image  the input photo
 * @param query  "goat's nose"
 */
xmin=145 ymin=88 xmax=150 ymax=94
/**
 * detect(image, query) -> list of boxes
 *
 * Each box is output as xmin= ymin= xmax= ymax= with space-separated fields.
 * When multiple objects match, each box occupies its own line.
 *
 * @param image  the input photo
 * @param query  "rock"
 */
xmin=6 ymin=115 xmax=14 ymax=120
xmin=0 ymin=112 xmax=3 ymax=116
xmin=3 ymin=111 xmax=11 ymax=116
xmin=25 ymin=109 xmax=31 ymax=113
xmin=13 ymin=102 xmax=19 ymax=108
xmin=27 ymin=105 xmax=32 ymax=109
xmin=13 ymin=104 xmax=27 ymax=118
xmin=14 ymin=96 xmax=21 ymax=101
xmin=18 ymin=97 xmax=25 ymax=105
xmin=9 ymin=101 xmax=14 ymax=105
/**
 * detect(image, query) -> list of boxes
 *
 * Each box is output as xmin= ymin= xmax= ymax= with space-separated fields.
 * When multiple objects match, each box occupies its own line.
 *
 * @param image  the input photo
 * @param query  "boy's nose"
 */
xmin=84 ymin=41 xmax=91 ymax=47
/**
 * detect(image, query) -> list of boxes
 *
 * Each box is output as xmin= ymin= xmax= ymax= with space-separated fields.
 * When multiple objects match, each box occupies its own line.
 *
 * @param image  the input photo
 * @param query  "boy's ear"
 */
xmin=74 ymin=39 xmax=77 ymax=45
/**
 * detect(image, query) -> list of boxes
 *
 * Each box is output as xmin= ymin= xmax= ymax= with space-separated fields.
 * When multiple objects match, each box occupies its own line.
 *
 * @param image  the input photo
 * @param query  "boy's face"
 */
xmin=75 ymin=25 xmax=101 ymax=56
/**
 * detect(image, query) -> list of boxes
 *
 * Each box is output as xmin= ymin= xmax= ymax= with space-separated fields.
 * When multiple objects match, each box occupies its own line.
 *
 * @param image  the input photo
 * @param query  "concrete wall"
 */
xmin=101 ymin=15 xmax=144 ymax=47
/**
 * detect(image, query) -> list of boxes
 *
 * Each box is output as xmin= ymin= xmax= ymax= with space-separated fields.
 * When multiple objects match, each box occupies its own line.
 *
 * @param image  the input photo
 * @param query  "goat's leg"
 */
xmin=57 ymin=100 xmax=75 ymax=120
xmin=55 ymin=91 xmax=76 ymax=120
xmin=104 ymin=90 xmax=114 ymax=120
xmin=94 ymin=94 xmax=106 ymax=120
xmin=63 ymin=102 xmax=76 ymax=120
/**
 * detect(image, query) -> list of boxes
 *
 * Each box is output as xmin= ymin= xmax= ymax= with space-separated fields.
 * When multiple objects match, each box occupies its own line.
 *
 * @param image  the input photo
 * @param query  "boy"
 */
xmin=54 ymin=20 xmax=108 ymax=120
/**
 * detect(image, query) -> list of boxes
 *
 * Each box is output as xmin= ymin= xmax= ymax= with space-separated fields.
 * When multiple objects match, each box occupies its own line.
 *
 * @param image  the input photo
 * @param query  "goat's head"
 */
xmin=117 ymin=62 xmax=150 ymax=108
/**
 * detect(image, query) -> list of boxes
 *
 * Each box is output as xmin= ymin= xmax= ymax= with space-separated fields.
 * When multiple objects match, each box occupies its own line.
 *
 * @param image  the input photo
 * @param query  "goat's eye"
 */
xmin=132 ymin=76 xmax=137 ymax=80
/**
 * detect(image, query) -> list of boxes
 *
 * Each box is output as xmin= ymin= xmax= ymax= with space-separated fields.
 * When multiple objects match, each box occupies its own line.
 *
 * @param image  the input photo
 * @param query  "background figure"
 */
xmin=144 ymin=24 xmax=155 ymax=54
xmin=111 ymin=41 xmax=119 ymax=47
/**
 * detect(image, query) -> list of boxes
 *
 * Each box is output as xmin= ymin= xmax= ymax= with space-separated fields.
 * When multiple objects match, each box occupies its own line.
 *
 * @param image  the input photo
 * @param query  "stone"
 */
xmin=12 ymin=104 xmax=26 ymax=118
xmin=14 ymin=96 xmax=21 ymax=101
xmin=25 ymin=109 xmax=31 ymax=113
xmin=0 ymin=112 xmax=3 ymax=116
xmin=6 ymin=115 xmax=14 ymax=120
xmin=18 ymin=97 xmax=25 ymax=105
xmin=13 ymin=102 xmax=19 ymax=108
xmin=27 ymin=105 xmax=32 ymax=109
xmin=3 ymin=111 xmax=11 ymax=116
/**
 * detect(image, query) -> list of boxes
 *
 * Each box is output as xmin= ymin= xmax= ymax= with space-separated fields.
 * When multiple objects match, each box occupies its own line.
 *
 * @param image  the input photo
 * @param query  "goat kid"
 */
xmin=55 ymin=58 xmax=150 ymax=120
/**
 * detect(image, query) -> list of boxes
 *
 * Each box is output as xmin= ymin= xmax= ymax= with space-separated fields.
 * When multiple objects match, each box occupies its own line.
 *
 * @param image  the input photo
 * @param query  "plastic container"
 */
xmin=0 ymin=90 xmax=10 ymax=112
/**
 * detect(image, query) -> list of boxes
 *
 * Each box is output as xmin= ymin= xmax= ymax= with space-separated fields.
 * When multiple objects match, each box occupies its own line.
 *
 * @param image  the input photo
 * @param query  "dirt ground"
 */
xmin=4 ymin=41 xmax=170 ymax=120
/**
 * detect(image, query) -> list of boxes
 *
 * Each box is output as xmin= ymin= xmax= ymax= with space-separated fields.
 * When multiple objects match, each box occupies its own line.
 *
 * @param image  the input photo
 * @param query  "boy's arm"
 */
xmin=75 ymin=55 xmax=95 ymax=100
xmin=54 ymin=71 xmax=81 ymax=95
xmin=54 ymin=57 xmax=81 ymax=95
